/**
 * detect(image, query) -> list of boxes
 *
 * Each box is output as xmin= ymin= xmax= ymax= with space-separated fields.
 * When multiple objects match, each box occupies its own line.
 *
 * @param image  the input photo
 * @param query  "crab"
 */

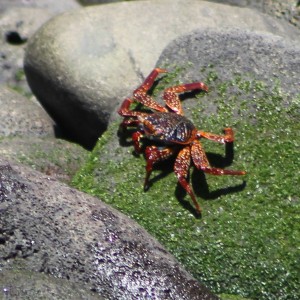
xmin=118 ymin=68 xmax=246 ymax=215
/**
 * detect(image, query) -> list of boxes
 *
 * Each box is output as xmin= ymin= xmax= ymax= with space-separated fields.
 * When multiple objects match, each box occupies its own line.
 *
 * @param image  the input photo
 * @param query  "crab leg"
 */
xmin=133 ymin=68 xmax=168 ymax=112
xmin=191 ymin=140 xmax=246 ymax=175
xmin=135 ymin=68 xmax=167 ymax=93
xmin=144 ymin=146 xmax=176 ymax=191
xmin=118 ymin=98 xmax=148 ymax=127
xmin=132 ymin=131 xmax=144 ymax=153
xmin=174 ymin=146 xmax=201 ymax=214
xmin=197 ymin=128 xmax=235 ymax=144
xmin=163 ymin=82 xmax=209 ymax=115
xmin=118 ymin=98 xmax=147 ymax=117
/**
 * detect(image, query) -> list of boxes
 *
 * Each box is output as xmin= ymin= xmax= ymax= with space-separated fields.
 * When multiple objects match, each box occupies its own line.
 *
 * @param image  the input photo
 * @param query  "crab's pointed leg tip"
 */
xmin=156 ymin=68 xmax=168 ymax=73
xmin=202 ymin=83 xmax=209 ymax=92
xmin=144 ymin=183 xmax=150 ymax=191
xmin=195 ymin=211 xmax=202 ymax=219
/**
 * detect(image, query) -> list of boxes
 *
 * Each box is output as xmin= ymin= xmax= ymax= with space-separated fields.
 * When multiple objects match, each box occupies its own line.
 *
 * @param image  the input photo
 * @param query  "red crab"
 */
xmin=118 ymin=68 xmax=246 ymax=214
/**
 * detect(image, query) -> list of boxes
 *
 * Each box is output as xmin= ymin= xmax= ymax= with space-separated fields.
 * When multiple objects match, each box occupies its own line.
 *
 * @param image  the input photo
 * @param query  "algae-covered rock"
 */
xmin=73 ymin=38 xmax=300 ymax=298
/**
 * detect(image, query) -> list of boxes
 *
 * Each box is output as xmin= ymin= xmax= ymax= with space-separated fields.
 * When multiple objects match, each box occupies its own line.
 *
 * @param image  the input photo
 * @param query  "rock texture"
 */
xmin=0 ymin=0 xmax=79 ymax=93
xmin=0 ymin=0 xmax=80 ymax=14
xmin=0 ymin=159 xmax=218 ymax=300
xmin=0 ymin=86 xmax=87 ymax=183
xmin=0 ymin=86 xmax=55 ymax=137
xmin=0 ymin=269 xmax=103 ymax=300
xmin=157 ymin=29 xmax=300 ymax=97
xmin=208 ymin=0 xmax=300 ymax=29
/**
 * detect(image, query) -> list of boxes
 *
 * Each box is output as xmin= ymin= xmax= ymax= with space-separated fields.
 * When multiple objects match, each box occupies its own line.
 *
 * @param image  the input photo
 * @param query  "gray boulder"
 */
xmin=0 ymin=159 xmax=218 ymax=300
xmin=207 ymin=0 xmax=300 ymax=29
xmin=0 ymin=8 xmax=53 ymax=94
xmin=0 ymin=0 xmax=80 ymax=95
xmin=156 ymin=28 xmax=300 ymax=97
xmin=0 ymin=0 xmax=80 ymax=15
xmin=24 ymin=0 xmax=300 ymax=148
xmin=0 ymin=87 xmax=88 ymax=183
xmin=73 ymin=29 xmax=299 ymax=300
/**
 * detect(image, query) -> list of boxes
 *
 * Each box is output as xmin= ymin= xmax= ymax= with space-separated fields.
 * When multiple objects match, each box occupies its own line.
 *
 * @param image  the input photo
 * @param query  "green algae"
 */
xmin=73 ymin=68 xmax=300 ymax=300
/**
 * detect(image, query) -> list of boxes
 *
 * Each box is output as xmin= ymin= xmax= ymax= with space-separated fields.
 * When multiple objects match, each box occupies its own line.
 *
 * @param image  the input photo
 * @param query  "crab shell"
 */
xmin=138 ymin=112 xmax=197 ymax=145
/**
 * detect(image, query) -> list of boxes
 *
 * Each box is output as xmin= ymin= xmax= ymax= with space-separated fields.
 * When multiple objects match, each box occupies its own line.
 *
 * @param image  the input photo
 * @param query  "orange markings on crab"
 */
xmin=118 ymin=68 xmax=246 ymax=216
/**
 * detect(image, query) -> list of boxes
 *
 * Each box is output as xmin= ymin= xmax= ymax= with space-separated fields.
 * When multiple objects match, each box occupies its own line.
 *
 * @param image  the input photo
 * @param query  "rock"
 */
xmin=0 ymin=86 xmax=55 ymax=137
xmin=0 ymin=0 xmax=80 ymax=15
xmin=0 ymin=159 xmax=218 ymax=300
xmin=0 ymin=136 xmax=89 ymax=183
xmin=80 ymin=0 xmax=134 ymax=5
xmin=0 ymin=7 xmax=53 ymax=94
xmin=156 ymin=29 xmax=300 ymax=97
xmin=0 ymin=0 xmax=81 ymax=95
xmin=73 ymin=29 xmax=299 ymax=299
xmin=24 ymin=0 xmax=300 ymax=148
xmin=0 ymin=87 xmax=89 ymax=183
xmin=207 ymin=0 xmax=300 ymax=29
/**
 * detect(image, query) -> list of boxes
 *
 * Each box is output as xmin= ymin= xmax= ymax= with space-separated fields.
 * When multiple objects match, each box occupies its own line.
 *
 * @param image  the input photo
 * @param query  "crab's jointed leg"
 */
xmin=118 ymin=98 xmax=147 ymax=117
xmin=174 ymin=146 xmax=201 ymax=214
xmin=133 ymin=68 xmax=168 ymax=112
xmin=144 ymin=146 xmax=176 ymax=191
xmin=163 ymin=82 xmax=209 ymax=115
xmin=132 ymin=131 xmax=144 ymax=153
xmin=118 ymin=98 xmax=148 ymax=127
xmin=197 ymin=128 xmax=235 ymax=144
xmin=191 ymin=140 xmax=246 ymax=175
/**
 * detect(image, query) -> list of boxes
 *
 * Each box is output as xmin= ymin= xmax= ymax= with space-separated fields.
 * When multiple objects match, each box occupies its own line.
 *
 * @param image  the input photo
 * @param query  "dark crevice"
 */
xmin=5 ymin=31 xmax=27 ymax=45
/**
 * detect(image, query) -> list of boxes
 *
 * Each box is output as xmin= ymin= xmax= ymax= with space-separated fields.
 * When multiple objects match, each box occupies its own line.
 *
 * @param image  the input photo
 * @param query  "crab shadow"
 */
xmin=176 ymin=142 xmax=246 ymax=218
xmin=118 ymin=133 xmax=247 ymax=218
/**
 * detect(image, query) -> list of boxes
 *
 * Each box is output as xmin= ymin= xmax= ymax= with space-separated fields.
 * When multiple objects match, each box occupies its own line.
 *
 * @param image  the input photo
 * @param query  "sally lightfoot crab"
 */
xmin=118 ymin=68 xmax=246 ymax=215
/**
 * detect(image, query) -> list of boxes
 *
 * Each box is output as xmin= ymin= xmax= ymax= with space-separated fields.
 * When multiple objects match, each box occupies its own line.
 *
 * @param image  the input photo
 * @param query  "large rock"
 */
xmin=73 ymin=29 xmax=300 ymax=299
xmin=24 ymin=0 xmax=300 ymax=148
xmin=0 ymin=159 xmax=218 ymax=299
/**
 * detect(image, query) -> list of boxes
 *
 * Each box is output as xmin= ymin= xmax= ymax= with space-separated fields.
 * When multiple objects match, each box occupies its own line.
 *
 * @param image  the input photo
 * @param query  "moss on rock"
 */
xmin=73 ymin=68 xmax=299 ymax=300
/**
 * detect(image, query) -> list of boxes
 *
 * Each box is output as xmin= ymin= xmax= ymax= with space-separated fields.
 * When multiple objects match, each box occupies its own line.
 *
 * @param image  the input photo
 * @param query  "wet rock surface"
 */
xmin=0 ymin=159 xmax=218 ymax=299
